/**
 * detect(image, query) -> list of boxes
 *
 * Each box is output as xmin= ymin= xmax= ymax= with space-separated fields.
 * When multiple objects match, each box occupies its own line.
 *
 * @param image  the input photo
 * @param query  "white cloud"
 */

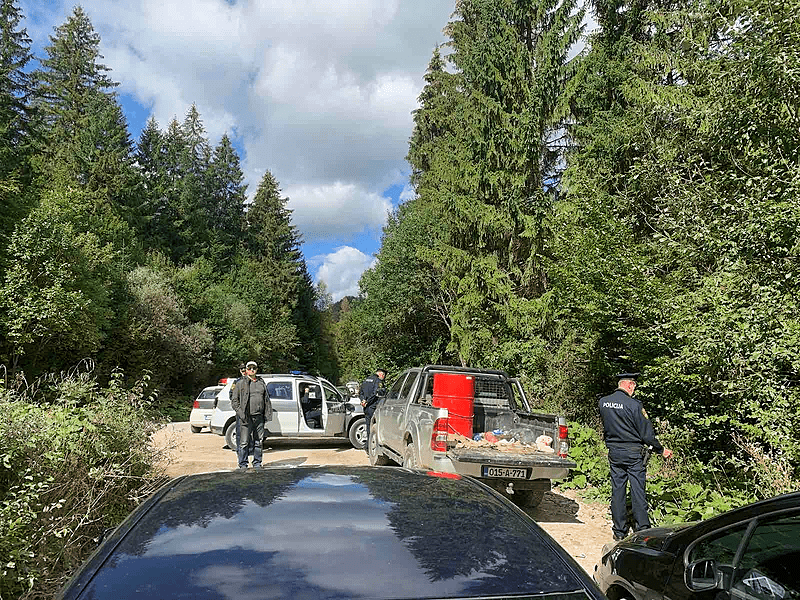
xmin=286 ymin=182 xmax=391 ymax=242
xmin=314 ymin=246 xmax=376 ymax=301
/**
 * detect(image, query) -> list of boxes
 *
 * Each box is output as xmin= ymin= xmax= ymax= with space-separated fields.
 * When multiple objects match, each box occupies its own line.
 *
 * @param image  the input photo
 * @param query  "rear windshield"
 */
xmin=197 ymin=389 xmax=219 ymax=399
xmin=78 ymin=469 xmax=596 ymax=600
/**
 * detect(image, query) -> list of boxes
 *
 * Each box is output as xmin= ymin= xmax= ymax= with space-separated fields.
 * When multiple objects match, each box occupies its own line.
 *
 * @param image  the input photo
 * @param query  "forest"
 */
xmin=1 ymin=0 xmax=799 ymax=596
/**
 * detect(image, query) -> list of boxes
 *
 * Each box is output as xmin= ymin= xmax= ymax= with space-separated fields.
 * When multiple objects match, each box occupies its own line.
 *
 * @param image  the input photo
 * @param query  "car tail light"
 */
xmin=426 ymin=471 xmax=461 ymax=480
xmin=193 ymin=399 xmax=199 ymax=409
xmin=431 ymin=418 xmax=448 ymax=452
xmin=558 ymin=418 xmax=569 ymax=458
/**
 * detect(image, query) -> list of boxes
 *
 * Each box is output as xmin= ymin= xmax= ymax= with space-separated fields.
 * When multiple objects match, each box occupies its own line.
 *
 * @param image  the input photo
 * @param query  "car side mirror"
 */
xmin=685 ymin=559 xmax=722 ymax=592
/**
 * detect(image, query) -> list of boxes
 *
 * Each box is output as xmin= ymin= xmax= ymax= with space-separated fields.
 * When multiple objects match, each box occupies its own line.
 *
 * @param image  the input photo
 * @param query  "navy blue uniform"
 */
xmin=598 ymin=388 xmax=665 ymax=538
xmin=359 ymin=372 xmax=385 ymax=449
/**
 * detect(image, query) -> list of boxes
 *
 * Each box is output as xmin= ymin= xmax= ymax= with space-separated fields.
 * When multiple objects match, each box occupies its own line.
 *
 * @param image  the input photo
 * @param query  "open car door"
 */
xmin=321 ymin=382 xmax=347 ymax=436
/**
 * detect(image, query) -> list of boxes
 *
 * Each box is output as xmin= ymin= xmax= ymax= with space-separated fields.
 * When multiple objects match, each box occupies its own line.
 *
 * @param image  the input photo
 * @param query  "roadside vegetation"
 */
xmin=1 ymin=0 xmax=799 ymax=596
xmin=0 ymin=366 xmax=169 ymax=599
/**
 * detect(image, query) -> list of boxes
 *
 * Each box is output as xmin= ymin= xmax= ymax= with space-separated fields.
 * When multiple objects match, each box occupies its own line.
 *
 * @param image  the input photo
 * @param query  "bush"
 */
xmin=559 ymin=420 xmax=799 ymax=526
xmin=0 ymin=367 xmax=169 ymax=599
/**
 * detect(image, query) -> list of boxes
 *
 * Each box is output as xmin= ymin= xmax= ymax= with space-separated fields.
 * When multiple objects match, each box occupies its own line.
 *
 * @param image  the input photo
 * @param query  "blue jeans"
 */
xmin=238 ymin=413 xmax=265 ymax=468
xmin=608 ymin=445 xmax=649 ymax=537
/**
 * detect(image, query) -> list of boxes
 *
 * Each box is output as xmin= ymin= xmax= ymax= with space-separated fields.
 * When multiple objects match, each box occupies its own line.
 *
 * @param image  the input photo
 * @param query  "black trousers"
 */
xmin=608 ymin=445 xmax=649 ymax=537
xmin=364 ymin=404 xmax=376 ymax=443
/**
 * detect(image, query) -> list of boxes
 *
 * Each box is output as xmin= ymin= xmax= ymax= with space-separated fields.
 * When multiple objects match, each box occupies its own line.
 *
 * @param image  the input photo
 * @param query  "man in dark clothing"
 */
xmin=230 ymin=360 xmax=272 ymax=469
xmin=360 ymin=368 xmax=386 ymax=452
xmin=598 ymin=372 xmax=672 ymax=540
xmin=233 ymin=363 xmax=254 ymax=458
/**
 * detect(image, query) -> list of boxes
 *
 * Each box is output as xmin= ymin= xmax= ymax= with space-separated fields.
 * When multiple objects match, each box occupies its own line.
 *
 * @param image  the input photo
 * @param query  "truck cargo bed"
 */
xmin=448 ymin=446 xmax=576 ymax=469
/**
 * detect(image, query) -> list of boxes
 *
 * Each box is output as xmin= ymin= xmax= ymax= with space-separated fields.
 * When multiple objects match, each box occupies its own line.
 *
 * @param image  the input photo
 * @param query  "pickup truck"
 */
xmin=368 ymin=365 xmax=576 ymax=508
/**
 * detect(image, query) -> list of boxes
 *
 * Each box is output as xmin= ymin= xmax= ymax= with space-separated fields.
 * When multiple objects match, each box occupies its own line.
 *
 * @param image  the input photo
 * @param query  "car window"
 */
xmin=267 ymin=381 xmax=293 ymax=400
xmin=688 ymin=522 xmax=749 ymax=566
xmin=731 ymin=512 xmax=800 ymax=600
xmin=400 ymin=372 xmax=418 ymax=400
xmin=322 ymin=383 xmax=343 ymax=402
xmin=198 ymin=389 xmax=219 ymax=399
xmin=385 ymin=373 xmax=408 ymax=403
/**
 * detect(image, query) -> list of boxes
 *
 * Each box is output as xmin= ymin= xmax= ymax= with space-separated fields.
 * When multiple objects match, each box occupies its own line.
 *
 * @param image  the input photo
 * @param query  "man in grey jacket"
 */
xmin=230 ymin=360 xmax=272 ymax=469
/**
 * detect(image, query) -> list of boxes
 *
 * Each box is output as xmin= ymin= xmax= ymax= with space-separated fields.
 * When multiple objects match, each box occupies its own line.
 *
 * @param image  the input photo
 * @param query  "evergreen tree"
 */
xmin=244 ymin=172 xmax=325 ymax=373
xmin=206 ymin=133 xmax=246 ymax=265
xmin=0 ymin=0 xmax=36 ymax=263
xmin=32 ymin=5 xmax=138 ymax=254
xmin=172 ymin=104 xmax=212 ymax=262
xmin=398 ymin=0 xmax=584 ymax=369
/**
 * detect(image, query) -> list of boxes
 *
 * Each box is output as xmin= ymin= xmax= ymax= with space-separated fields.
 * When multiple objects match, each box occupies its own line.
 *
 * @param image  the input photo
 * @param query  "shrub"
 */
xmin=0 ymin=367 xmax=169 ymax=599
xmin=559 ymin=420 xmax=798 ymax=526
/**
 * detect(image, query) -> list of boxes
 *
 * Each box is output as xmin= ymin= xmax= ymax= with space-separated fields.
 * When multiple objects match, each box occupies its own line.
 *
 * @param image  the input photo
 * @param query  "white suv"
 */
xmin=209 ymin=373 xmax=367 ymax=449
xmin=189 ymin=384 xmax=224 ymax=433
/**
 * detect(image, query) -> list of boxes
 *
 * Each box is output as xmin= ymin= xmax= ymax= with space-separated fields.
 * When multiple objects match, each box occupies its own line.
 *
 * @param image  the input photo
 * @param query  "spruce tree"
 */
xmin=207 ymin=133 xmax=246 ymax=265
xmin=0 ymin=0 xmax=35 ymax=262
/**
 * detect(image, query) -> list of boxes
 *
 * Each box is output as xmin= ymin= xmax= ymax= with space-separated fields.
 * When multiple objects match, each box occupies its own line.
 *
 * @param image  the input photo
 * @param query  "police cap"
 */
xmin=616 ymin=372 xmax=640 ymax=380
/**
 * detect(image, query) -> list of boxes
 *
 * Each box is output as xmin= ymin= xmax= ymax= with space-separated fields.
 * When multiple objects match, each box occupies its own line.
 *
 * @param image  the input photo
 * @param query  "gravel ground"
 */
xmin=152 ymin=422 xmax=615 ymax=576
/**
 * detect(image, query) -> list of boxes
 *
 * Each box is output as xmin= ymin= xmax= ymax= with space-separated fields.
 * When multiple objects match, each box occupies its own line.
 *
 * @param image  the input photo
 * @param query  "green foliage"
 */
xmin=0 ymin=367 xmax=167 ymax=599
xmin=559 ymin=421 xmax=610 ymax=494
xmin=0 ymin=193 xmax=116 ymax=372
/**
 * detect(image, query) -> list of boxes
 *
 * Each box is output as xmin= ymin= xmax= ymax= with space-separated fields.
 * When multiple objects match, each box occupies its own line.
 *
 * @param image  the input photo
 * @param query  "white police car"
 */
xmin=209 ymin=373 xmax=367 ymax=449
xmin=188 ymin=384 xmax=224 ymax=433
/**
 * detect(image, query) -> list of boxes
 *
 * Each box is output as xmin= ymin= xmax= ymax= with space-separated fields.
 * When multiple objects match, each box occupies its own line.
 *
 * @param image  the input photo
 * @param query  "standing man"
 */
xmin=233 ymin=363 xmax=252 ymax=458
xmin=598 ymin=372 xmax=673 ymax=540
xmin=230 ymin=361 xmax=272 ymax=469
xmin=359 ymin=368 xmax=386 ymax=452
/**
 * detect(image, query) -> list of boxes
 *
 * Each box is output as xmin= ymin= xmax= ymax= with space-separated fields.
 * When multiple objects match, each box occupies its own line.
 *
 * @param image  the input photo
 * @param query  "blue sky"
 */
xmin=20 ymin=0 xmax=457 ymax=301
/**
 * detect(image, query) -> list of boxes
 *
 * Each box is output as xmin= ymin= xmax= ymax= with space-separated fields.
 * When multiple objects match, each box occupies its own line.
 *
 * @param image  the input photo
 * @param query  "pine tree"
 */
xmin=404 ymin=0 xmax=584 ymax=367
xmin=0 ymin=0 xmax=36 ymax=262
xmin=177 ymin=104 xmax=212 ymax=262
xmin=207 ymin=133 xmax=246 ymax=265
xmin=32 ymin=5 xmax=138 ymax=254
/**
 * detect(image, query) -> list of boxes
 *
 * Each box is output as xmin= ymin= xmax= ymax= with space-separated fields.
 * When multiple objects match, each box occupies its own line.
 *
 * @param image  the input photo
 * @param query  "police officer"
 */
xmin=598 ymin=372 xmax=673 ymax=540
xmin=359 ymin=368 xmax=386 ymax=452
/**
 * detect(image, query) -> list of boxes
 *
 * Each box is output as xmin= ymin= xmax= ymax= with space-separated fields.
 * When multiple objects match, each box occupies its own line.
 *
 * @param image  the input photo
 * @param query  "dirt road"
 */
xmin=153 ymin=422 xmax=614 ymax=576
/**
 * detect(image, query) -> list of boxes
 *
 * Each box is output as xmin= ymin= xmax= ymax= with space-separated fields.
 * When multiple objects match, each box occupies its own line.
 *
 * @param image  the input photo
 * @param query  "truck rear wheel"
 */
xmin=402 ymin=441 xmax=418 ymax=469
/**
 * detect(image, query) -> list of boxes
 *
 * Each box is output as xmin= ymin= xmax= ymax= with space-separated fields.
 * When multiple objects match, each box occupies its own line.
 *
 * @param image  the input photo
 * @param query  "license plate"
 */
xmin=204 ymin=415 xmax=211 ymax=421
xmin=482 ymin=466 xmax=529 ymax=479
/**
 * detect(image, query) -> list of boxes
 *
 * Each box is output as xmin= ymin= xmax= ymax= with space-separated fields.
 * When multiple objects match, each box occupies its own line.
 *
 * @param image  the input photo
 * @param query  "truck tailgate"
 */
xmin=448 ymin=447 xmax=576 ymax=470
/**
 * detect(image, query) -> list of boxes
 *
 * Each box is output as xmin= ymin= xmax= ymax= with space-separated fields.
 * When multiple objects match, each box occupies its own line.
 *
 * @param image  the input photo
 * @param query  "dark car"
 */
xmin=594 ymin=491 xmax=800 ymax=600
xmin=60 ymin=466 xmax=605 ymax=600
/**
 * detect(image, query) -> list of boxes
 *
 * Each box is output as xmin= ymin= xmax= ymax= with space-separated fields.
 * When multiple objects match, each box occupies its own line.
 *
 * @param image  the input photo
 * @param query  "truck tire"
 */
xmin=224 ymin=422 xmax=237 ymax=451
xmin=512 ymin=489 xmax=545 ymax=509
xmin=402 ymin=440 xmax=419 ymax=469
xmin=368 ymin=429 xmax=392 ymax=466
xmin=348 ymin=418 xmax=367 ymax=449
xmin=190 ymin=425 xmax=202 ymax=433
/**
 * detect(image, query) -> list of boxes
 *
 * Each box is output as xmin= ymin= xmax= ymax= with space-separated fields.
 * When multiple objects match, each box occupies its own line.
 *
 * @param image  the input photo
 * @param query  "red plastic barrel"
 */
xmin=432 ymin=373 xmax=474 ymax=438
